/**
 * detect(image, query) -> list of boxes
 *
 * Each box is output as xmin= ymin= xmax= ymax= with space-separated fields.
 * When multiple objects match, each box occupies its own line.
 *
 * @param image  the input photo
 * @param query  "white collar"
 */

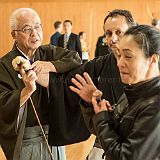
xmin=16 ymin=43 xmax=30 ymax=60
xmin=65 ymin=32 xmax=71 ymax=37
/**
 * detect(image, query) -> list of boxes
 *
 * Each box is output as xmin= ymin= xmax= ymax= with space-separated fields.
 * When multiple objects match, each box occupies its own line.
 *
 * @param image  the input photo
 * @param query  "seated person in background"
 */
xmin=151 ymin=18 xmax=160 ymax=30
xmin=71 ymin=25 xmax=160 ymax=160
xmin=50 ymin=21 xmax=63 ymax=46
xmin=95 ymin=34 xmax=110 ymax=57
xmin=79 ymin=31 xmax=89 ymax=63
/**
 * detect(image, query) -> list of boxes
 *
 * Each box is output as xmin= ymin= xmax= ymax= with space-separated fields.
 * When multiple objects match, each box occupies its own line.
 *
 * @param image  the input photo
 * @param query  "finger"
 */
xmin=92 ymin=94 xmax=99 ymax=107
xmin=71 ymin=78 xmax=83 ymax=89
xmin=99 ymin=99 xmax=108 ymax=110
xmin=100 ymin=100 xmax=112 ymax=111
xmin=33 ymin=66 xmax=41 ymax=73
xmin=27 ymin=70 xmax=36 ymax=78
xmin=92 ymin=90 xmax=103 ymax=100
xmin=31 ymin=61 xmax=38 ymax=68
xmin=31 ymin=61 xmax=40 ymax=71
xmin=107 ymin=106 xmax=113 ymax=111
xmin=69 ymin=86 xmax=80 ymax=94
xmin=19 ymin=65 xmax=26 ymax=77
xmin=75 ymin=74 xmax=87 ymax=86
xmin=83 ymin=72 xmax=94 ymax=85
xmin=106 ymin=101 xmax=113 ymax=111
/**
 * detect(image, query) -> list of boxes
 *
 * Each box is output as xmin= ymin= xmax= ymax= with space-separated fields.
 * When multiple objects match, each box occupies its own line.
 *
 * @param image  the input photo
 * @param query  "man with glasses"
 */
xmin=0 ymin=8 xmax=81 ymax=160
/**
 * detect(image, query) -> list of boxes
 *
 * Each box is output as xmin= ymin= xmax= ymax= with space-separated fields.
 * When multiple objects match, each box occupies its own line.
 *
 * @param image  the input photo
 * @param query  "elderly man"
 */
xmin=39 ymin=9 xmax=136 ymax=160
xmin=0 ymin=8 xmax=81 ymax=160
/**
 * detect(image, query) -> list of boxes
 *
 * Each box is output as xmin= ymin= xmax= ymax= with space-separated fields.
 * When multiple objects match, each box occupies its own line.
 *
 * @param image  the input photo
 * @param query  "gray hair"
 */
xmin=10 ymin=8 xmax=40 ymax=31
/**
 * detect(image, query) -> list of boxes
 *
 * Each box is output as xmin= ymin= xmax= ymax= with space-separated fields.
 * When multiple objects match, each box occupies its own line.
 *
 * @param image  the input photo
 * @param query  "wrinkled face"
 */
xmin=117 ymin=35 xmax=150 ymax=84
xmin=12 ymin=12 xmax=43 ymax=55
xmin=63 ymin=22 xmax=72 ymax=33
xmin=104 ymin=16 xmax=129 ymax=55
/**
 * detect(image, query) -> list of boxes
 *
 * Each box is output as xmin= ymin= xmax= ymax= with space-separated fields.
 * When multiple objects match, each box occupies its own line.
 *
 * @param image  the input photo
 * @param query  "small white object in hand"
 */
xmin=12 ymin=56 xmax=31 ymax=72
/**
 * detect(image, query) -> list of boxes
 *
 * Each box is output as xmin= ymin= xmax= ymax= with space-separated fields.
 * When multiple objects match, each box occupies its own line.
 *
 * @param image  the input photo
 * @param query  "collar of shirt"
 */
xmin=65 ymin=32 xmax=71 ymax=38
xmin=15 ymin=43 xmax=30 ymax=60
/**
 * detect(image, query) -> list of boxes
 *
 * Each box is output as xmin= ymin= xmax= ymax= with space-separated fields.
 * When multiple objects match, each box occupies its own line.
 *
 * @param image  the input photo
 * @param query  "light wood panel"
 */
xmin=0 ymin=0 xmax=160 ymax=59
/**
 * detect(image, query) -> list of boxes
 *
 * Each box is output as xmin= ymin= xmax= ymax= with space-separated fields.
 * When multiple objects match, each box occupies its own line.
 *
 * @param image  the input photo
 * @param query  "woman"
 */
xmin=79 ymin=31 xmax=90 ymax=63
xmin=70 ymin=25 xmax=160 ymax=160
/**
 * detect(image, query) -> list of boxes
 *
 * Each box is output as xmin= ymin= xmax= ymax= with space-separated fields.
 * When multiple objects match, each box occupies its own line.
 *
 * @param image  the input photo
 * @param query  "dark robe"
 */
xmin=0 ymin=44 xmax=81 ymax=160
xmin=48 ymin=52 xmax=124 ymax=145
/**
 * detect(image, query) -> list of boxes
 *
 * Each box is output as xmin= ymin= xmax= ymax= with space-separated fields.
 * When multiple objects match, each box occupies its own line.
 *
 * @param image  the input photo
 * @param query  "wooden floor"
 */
xmin=0 ymin=134 xmax=95 ymax=160
xmin=0 ymin=146 xmax=6 ymax=160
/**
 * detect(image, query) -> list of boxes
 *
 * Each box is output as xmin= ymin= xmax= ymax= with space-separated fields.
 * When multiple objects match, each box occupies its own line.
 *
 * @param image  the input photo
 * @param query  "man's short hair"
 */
xmin=104 ymin=9 xmax=136 ymax=27
xmin=63 ymin=20 xmax=72 ymax=25
xmin=10 ymin=8 xmax=40 ymax=31
xmin=54 ymin=21 xmax=62 ymax=29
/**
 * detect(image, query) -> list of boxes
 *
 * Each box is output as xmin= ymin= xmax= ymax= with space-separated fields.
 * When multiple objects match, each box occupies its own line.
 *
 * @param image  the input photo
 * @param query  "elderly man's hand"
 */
xmin=19 ymin=65 xmax=37 ymax=93
xmin=69 ymin=72 xmax=97 ymax=103
xmin=31 ymin=61 xmax=57 ymax=74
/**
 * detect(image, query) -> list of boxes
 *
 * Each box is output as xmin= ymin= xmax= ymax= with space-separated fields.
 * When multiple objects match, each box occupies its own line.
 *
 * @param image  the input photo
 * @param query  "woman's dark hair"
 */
xmin=124 ymin=25 xmax=160 ymax=58
xmin=104 ymin=9 xmax=136 ymax=27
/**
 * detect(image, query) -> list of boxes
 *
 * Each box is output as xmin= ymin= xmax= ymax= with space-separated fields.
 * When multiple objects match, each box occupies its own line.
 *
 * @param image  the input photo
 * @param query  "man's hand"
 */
xmin=19 ymin=65 xmax=37 ymax=107
xmin=20 ymin=65 xmax=37 ymax=93
xmin=31 ymin=61 xmax=56 ymax=87
xmin=36 ymin=72 xmax=49 ymax=88
xmin=69 ymin=72 xmax=97 ymax=103
xmin=31 ymin=61 xmax=57 ymax=74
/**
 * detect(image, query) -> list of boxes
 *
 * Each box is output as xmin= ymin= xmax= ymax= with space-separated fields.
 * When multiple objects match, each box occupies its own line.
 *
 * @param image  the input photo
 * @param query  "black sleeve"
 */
xmin=48 ymin=71 xmax=91 ymax=146
xmin=47 ymin=56 xmax=109 ymax=145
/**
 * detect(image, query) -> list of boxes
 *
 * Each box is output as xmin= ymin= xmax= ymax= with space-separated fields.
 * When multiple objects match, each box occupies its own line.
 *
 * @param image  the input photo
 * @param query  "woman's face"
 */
xmin=117 ymin=35 xmax=150 ymax=84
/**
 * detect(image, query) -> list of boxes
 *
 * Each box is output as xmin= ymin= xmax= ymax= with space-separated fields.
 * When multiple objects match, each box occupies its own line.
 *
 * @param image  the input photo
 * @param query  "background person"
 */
xmin=79 ymin=31 xmax=89 ymax=63
xmin=94 ymin=34 xmax=110 ymax=57
xmin=58 ymin=20 xmax=82 ymax=59
xmin=151 ymin=18 xmax=160 ymax=30
xmin=50 ymin=21 xmax=63 ymax=46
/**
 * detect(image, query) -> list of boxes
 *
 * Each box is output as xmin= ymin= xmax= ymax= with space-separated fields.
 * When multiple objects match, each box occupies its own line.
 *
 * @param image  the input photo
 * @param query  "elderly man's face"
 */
xmin=12 ymin=12 xmax=43 ymax=55
xmin=104 ymin=15 xmax=129 ymax=56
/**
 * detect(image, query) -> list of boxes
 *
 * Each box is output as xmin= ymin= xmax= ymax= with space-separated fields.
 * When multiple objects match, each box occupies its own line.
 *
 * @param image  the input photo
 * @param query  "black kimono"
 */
xmin=0 ymin=44 xmax=81 ymax=160
xmin=48 ymin=52 xmax=124 ymax=146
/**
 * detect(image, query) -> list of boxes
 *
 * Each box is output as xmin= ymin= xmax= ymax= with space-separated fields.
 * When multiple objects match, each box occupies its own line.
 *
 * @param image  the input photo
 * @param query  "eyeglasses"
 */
xmin=13 ymin=24 xmax=42 ymax=34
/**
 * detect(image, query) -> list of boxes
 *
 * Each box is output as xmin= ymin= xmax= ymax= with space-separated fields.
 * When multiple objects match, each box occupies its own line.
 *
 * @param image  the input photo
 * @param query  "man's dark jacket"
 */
xmin=48 ymin=53 xmax=124 ymax=145
xmin=58 ymin=33 xmax=82 ymax=59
